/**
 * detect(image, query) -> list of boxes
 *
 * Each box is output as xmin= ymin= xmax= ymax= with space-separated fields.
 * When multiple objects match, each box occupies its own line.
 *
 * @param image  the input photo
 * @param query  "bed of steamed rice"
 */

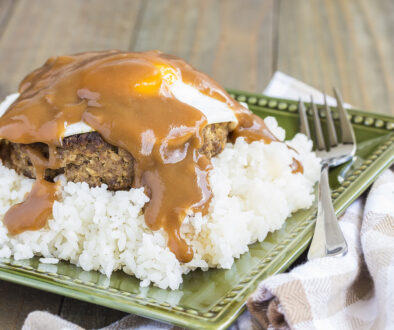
xmin=0 ymin=117 xmax=320 ymax=290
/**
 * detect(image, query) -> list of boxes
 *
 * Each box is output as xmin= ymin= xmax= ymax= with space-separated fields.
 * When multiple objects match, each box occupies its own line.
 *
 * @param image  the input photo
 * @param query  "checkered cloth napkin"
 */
xmin=246 ymin=72 xmax=394 ymax=330
xmin=247 ymin=168 xmax=394 ymax=330
xmin=22 ymin=73 xmax=394 ymax=330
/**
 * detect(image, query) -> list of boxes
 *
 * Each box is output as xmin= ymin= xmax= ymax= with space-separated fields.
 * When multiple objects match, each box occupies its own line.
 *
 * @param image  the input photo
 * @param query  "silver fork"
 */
xmin=298 ymin=88 xmax=356 ymax=260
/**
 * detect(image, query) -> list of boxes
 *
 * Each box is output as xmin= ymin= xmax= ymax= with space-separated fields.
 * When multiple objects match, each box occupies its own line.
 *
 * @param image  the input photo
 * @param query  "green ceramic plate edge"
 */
xmin=0 ymin=90 xmax=393 ymax=329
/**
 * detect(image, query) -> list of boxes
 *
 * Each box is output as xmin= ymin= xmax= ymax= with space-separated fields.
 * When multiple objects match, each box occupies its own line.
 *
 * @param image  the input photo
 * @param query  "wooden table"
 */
xmin=0 ymin=0 xmax=392 ymax=328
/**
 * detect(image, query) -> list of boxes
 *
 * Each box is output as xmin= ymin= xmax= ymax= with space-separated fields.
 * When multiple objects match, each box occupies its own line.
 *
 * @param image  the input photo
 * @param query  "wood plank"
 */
xmin=0 ymin=280 xmax=62 ymax=330
xmin=0 ymin=0 xmax=17 ymax=39
xmin=355 ymin=0 xmax=394 ymax=115
xmin=0 ymin=0 xmax=143 ymax=99
xmin=132 ymin=0 xmax=276 ymax=92
xmin=208 ymin=0 xmax=275 ymax=92
xmin=131 ymin=0 xmax=200 ymax=60
xmin=277 ymin=0 xmax=394 ymax=115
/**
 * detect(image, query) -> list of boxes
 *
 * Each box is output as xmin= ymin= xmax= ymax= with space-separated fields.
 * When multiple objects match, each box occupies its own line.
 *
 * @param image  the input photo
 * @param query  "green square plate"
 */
xmin=0 ymin=91 xmax=393 ymax=329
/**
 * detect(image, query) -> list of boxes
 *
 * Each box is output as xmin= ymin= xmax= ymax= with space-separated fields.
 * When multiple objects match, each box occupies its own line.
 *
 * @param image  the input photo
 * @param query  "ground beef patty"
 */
xmin=0 ymin=122 xmax=230 ymax=190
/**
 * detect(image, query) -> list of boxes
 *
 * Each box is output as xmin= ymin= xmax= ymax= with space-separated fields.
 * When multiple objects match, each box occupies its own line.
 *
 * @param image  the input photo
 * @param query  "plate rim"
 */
xmin=0 ymin=90 xmax=393 ymax=329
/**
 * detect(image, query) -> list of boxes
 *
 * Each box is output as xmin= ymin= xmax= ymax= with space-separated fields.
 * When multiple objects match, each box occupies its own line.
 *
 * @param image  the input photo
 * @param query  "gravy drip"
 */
xmin=290 ymin=157 xmax=304 ymax=174
xmin=0 ymin=50 xmax=302 ymax=262
xmin=231 ymin=108 xmax=279 ymax=144
xmin=231 ymin=108 xmax=304 ymax=174
xmin=3 ymin=146 xmax=59 ymax=235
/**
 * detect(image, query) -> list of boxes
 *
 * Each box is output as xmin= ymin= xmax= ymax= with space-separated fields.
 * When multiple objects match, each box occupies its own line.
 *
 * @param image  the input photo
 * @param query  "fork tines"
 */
xmin=298 ymin=88 xmax=356 ymax=156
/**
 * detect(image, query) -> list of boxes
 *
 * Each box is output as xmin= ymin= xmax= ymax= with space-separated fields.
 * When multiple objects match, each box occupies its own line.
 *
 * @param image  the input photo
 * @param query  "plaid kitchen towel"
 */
xmin=247 ymin=168 xmax=394 ymax=330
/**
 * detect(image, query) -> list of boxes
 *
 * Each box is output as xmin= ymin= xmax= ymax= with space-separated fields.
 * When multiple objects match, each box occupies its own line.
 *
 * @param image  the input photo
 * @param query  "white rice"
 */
xmin=0 ymin=117 xmax=320 ymax=290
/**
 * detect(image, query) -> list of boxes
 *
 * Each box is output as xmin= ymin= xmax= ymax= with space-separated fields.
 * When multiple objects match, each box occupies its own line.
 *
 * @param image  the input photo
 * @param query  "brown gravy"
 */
xmin=4 ymin=146 xmax=59 ymax=235
xmin=0 ymin=50 xmax=302 ymax=262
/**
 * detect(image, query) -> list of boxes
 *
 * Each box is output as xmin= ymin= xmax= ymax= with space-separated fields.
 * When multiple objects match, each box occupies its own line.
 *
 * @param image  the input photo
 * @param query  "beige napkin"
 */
xmin=247 ymin=169 xmax=394 ymax=329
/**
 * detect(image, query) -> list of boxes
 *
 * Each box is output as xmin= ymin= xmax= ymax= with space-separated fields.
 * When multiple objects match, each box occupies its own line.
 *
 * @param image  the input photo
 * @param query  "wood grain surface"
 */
xmin=277 ymin=0 xmax=394 ymax=114
xmin=0 ymin=0 xmax=392 ymax=328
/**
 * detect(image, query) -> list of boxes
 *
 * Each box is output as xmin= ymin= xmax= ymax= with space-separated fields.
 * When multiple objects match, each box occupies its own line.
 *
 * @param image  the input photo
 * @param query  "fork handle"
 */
xmin=307 ymin=164 xmax=348 ymax=260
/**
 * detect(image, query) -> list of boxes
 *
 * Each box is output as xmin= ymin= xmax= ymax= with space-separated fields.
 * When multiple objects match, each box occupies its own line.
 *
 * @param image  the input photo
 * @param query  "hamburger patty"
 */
xmin=0 ymin=122 xmax=230 ymax=190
